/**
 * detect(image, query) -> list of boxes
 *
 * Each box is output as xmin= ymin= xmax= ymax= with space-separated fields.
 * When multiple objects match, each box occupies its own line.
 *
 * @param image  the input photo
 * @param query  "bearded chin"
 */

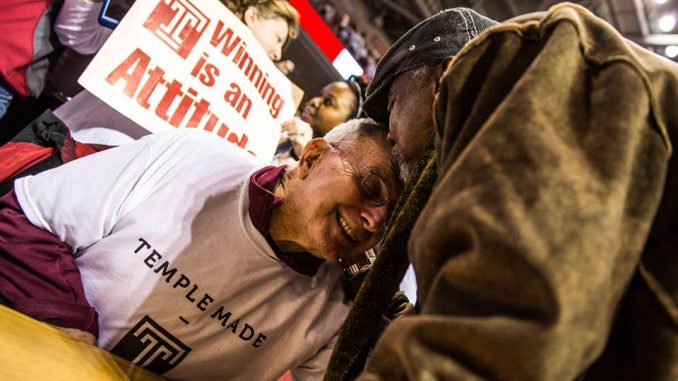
xmin=392 ymin=146 xmax=412 ymax=184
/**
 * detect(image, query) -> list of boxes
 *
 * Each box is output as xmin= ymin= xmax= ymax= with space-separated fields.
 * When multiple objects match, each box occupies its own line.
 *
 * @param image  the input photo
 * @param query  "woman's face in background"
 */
xmin=244 ymin=6 xmax=289 ymax=61
xmin=300 ymin=82 xmax=357 ymax=136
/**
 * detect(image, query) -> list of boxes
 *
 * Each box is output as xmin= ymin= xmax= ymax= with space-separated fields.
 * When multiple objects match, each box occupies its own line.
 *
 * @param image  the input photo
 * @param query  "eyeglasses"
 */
xmin=335 ymin=149 xmax=391 ymax=207
xmin=353 ymin=162 xmax=390 ymax=206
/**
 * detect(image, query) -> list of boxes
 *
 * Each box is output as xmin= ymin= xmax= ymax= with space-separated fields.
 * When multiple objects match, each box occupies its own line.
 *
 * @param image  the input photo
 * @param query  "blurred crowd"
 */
xmin=310 ymin=0 xmax=380 ymax=83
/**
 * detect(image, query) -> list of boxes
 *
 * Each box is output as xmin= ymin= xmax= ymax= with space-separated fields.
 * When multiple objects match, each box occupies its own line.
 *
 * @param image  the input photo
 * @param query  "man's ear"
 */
xmin=243 ymin=6 xmax=258 ymax=27
xmin=296 ymin=138 xmax=331 ymax=179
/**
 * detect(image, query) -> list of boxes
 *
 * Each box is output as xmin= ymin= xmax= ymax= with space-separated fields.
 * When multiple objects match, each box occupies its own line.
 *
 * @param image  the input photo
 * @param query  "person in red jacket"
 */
xmin=0 ymin=0 xmax=63 ymax=120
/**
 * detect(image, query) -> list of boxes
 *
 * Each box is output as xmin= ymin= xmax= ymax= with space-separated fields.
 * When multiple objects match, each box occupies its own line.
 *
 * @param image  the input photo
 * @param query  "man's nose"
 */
xmin=360 ymin=203 xmax=388 ymax=234
xmin=386 ymin=129 xmax=396 ymax=146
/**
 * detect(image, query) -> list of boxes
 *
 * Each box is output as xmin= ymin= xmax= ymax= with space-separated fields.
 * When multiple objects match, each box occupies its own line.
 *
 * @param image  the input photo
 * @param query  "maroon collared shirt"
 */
xmin=248 ymin=166 xmax=324 ymax=276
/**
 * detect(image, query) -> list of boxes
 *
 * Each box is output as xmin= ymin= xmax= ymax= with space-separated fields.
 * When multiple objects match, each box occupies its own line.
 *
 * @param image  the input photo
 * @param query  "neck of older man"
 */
xmin=268 ymin=169 xmax=307 ymax=253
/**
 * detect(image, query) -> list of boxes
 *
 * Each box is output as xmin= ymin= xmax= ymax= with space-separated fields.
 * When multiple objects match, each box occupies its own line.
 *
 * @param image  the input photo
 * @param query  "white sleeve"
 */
xmin=54 ymin=0 xmax=113 ymax=54
xmin=14 ymin=131 xmax=198 ymax=252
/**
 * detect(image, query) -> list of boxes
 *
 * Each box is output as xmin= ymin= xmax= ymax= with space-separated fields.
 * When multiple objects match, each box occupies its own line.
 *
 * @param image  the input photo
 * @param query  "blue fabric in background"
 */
xmin=0 ymin=77 xmax=14 ymax=120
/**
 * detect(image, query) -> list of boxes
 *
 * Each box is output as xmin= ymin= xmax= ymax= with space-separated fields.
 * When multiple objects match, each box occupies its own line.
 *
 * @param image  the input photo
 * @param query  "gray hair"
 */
xmin=324 ymin=118 xmax=386 ymax=151
xmin=324 ymin=118 xmax=400 ymax=182
xmin=281 ymin=118 xmax=394 ymax=185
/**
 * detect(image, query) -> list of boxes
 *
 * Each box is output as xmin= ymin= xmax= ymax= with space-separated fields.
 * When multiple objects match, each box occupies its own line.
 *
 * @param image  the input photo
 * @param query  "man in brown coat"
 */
xmin=325 ymin=3 xmax=677 ymax=380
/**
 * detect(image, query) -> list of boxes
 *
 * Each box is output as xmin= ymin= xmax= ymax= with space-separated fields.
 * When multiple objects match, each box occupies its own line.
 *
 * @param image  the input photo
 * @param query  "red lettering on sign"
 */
xmin=105 ymin=48 xmax=150 ymax=97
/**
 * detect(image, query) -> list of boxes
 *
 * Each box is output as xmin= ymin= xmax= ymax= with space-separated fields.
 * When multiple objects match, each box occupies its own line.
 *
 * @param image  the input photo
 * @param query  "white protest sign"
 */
xmin=79 ymin=0 xmax=297 ymax=160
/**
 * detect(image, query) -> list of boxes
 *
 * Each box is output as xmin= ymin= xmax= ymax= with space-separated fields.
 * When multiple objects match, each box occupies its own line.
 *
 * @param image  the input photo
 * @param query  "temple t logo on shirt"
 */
xmin=111 ymin=315 xmax=191 ymax=375
xmin=143 ymin=0 xmax=210 ymax=59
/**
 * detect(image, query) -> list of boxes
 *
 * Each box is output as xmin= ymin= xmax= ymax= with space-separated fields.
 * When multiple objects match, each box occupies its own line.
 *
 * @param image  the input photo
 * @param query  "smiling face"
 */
xmin=386 ymin=68 xmax=439 ymax=182
xmin=270 ymin=120 xmax=401 ymax=261
xmin=300 ymin=82 xmax=357 ymax=137
xmin=244 ymin=7 xmax=289 ymax=61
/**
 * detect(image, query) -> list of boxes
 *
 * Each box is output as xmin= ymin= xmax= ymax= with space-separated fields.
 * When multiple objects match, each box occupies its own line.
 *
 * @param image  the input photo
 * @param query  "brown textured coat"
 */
xmin=334 ymin=4 xmax=677 ymax=380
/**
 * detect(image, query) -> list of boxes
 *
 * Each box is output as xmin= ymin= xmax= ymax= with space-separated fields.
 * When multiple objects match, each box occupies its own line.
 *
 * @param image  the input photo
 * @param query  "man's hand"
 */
xmin=381 ymin=290 xmax=414 ymax=326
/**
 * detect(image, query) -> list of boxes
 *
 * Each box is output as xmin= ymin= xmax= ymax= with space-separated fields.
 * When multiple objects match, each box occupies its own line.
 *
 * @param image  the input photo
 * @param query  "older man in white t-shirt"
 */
xmin=0 ymin=118 xmax=401 ymax=381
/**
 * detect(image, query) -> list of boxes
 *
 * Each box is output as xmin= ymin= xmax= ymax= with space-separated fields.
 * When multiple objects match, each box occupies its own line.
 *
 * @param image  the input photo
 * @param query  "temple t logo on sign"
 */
xmin=143 ymin=0 xmax=210 ymax=59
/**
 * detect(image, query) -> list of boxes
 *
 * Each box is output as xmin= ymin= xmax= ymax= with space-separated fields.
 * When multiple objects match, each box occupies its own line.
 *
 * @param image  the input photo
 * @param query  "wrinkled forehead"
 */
xmin=341 ymin=135 xmax=399 ymax=185
xmin=388 ymin=69 xmax=429 ymax=101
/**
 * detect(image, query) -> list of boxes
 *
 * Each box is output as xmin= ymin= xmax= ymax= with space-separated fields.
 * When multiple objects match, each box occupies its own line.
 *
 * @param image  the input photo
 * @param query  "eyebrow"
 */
xmin=325 ymin=93 xmax=338 ymax=103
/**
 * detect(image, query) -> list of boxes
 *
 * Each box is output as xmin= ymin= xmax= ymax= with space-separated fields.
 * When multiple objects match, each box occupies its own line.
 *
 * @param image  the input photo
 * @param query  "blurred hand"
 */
xmin=381 ymin=290 xmax=414 ymax=325
xmin=280 ymin=117 xmax=313 ymax=158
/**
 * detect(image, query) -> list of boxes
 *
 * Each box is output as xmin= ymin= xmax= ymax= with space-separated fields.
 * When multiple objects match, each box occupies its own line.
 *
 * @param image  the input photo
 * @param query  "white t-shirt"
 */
xmin=15 ymin=130 xmax=350 ymax=381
